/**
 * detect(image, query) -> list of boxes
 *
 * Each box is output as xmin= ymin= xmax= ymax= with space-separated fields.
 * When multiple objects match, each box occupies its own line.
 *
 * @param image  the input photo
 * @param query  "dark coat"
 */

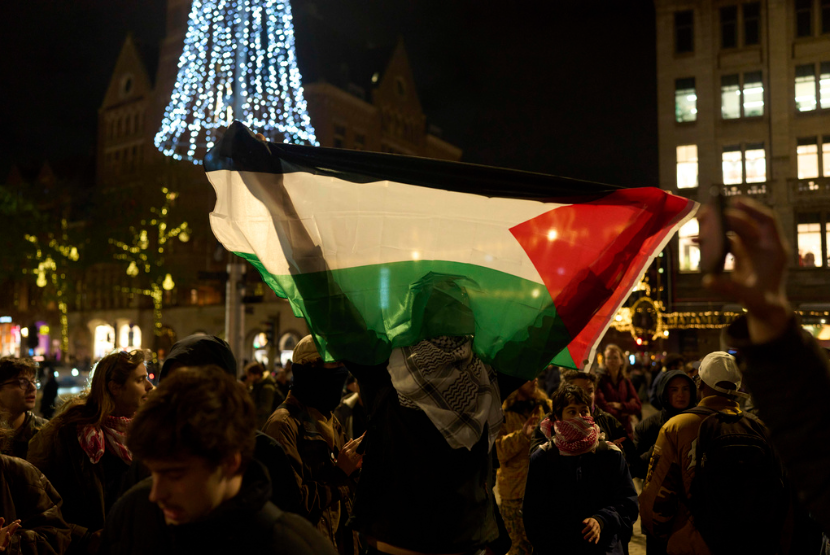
xmin=251 ymin=375 xmax=283 ymax=429
xmin=343 ymin=360 xmax=499 ymax=553
xmin=98 ymin=460 xmax=337 ymax=555
xmin=2 ymin=411 xmax=48 ymax=459
xmin=595 ymin=374 xmax=642 ymax=436
xmin=631 ymin=370 xmax=696 ymax=479
xmin=523 ymin=442 xmax=639 ymax=555
xmin=0 ymin=454 xmax=72 ymax=554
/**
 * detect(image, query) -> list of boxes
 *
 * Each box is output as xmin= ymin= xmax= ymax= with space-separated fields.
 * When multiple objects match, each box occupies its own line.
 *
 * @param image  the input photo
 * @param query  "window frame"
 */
xmin=721 ymin=143 xmax=767 ymax=185
xmin=675 ymin=77 xmax=698 ymax=122
xmin=795 ymin=211 xmax=830 ymax=268
xmin=720 ymin=71 xmax=765 ymax=120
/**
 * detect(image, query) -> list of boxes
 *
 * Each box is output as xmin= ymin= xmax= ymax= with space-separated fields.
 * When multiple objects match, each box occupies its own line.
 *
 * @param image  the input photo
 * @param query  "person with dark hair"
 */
xmin=0 ymin=357 xmax=47 ymax=459
xmin=595 ymin=345 xmax=641 ymax=437
xmin=523 ymin=385 xmax=638 ymax=554
xmin=40 ymin=369 xmax=60 ymax=420
xmin=245 ymin=361 xmax=282 ymax=429
xmin=262 ymin=335 xmax=360 ymax=555
xmin=98 ymin=366 xmax=335 ymax=555
xmin=27 ymin=351 xmax=152 ymax=553
xmin=159 ymin=335 xmax=237 ymax=380
xmin=648 ymin=354 xmax=685 ymax=410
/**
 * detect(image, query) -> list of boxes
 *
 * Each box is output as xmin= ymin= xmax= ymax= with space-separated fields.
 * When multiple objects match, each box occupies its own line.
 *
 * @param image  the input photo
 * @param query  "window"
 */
xmin=823 ymin=0 xmax=830 ymax=33
xmin=675 ymin=78 xmax=697 ymax=122
xmin=721 ymin=6 xmax=738 ymax=48
xmin=721 ymin=74 xmax=741 ymax=119
xmin=678 ymin=219 xmax=701 ymax=272
xmin=823 ymin=136 xmax=830 ymax=176
xmin=798 ymin=137 xmax=820 ymax=178
xmin=821 ymin=63 xmax=830 ymax=108
xmin=354 ymin=134 xmax=365 ymax=150
xmin=723 ymin=146 xmax=743 ymax=184
xmin=797 ymin=213 xmax=824 ymax=266
xmin=743 ymin=72 xmax=764 ymax=116
xmin=745 ymin=143 xmax=767 ymax=182
xmin=796 ymin=65 xmax=817 ymax=111
xmin=333 ymin=124 xmax=346 ymax=149
xmin=676 ymin=145 xmax=699 ymax=189
xmin=744 ymin=3 xmax=761 ymax=45
xmin=797 ymin=0 xmax=813 ymax=37
xmin=675 ymin=10 xmax=694 ymax=53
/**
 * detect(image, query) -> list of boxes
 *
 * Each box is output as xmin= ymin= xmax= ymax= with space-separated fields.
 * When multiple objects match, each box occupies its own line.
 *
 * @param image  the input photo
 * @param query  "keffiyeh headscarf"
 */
xmin=77 ymin=415 xmax=133 ymax=465
xmin=540 ymin=415 xmax=600 ymax=456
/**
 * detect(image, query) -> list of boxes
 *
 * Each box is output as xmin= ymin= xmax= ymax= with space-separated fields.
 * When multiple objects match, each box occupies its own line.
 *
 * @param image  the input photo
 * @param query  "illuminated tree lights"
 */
xmin=155 ymin=0 xmax=318 ymax=163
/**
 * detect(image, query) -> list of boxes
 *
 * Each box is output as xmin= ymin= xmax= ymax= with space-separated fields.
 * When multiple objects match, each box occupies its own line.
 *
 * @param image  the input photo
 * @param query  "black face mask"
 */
xmin=290 ymin=363 xmax=349 ymax=414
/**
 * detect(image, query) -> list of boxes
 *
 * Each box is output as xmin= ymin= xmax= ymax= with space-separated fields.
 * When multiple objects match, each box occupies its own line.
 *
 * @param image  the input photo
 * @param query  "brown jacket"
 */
xmin=495 ymin=389 xmax=551 ymax=501
xmin=0 ymin=454 xmax=72 ymax=554
xmin=262 ymin=392 xmax=357 ymax=555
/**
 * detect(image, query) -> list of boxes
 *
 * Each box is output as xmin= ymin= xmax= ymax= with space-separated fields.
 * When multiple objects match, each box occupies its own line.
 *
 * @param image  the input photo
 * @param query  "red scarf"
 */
xmin=77 ymin=415 xmax=133 ymax=465
xmin=540 ymin=415 xmax=600 ymax=456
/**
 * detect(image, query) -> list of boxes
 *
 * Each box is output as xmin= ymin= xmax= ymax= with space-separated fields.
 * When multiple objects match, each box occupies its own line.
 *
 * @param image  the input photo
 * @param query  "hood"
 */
xmin=658 ymin=369 xmax=696 ymax=416
xmin=502 ymin=387 xmax=550 ymax=413
xmin=160 ymin=335 xmax=238 ymax=381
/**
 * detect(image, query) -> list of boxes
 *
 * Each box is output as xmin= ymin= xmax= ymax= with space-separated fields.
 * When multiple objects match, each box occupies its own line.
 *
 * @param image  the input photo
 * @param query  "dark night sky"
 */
xmin=2 ymin=1 xmax=657 ymax=188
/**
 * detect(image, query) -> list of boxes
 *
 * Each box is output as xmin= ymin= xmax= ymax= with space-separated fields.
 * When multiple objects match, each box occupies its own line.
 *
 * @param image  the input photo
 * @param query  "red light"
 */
xmin=149 ymin=373 xmax=155 ymax=380
xmin=635 ymin=338 xmax=643 ymax=346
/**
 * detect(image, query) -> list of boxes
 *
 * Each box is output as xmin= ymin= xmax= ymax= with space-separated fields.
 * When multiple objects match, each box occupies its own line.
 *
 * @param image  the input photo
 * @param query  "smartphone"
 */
xmin=699 ymin=187 xmax=729 ymax=275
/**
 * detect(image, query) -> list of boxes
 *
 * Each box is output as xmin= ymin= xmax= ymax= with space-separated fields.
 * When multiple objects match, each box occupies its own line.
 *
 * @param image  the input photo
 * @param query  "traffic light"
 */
xmin=263 ymin=320 xmax=275 ymax=344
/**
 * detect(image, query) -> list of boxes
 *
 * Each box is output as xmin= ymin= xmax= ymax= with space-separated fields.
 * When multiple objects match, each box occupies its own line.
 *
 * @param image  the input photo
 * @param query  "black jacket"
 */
xmin=98 ymin=459 xmax=336 ymax=555
xmin=631 ymin=370 xmax=696 ymax=479
xmin=523 ymin=442 xmax=638 ymax=554
xmin=344 ymin=360 xmax=499 ymax=553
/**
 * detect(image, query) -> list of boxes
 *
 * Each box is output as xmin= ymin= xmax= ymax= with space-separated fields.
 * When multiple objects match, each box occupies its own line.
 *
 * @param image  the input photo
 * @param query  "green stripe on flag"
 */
xmin=236 ymin=252 xmax=575 ymax=379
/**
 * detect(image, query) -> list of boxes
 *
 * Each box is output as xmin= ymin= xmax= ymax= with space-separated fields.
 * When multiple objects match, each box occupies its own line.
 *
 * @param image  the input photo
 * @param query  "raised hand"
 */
xmin=0 ymin=518 xmax=21 ymax=552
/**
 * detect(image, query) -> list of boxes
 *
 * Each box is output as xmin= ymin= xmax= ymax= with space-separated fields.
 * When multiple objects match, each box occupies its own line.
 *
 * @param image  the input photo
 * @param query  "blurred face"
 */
xmin=666 ymin=376 xmax=692 ymax=410
xmin=146 ymin=454 xmax=239 ymax=525
xmin=570 ymin=377 xmax=596 ymax=409
xmin=604 ymin=348 xmax=623 ymax=373
xmin=246 ymin=370 xmax=263 ymax=384
xmin=558 ymin=402 xmax=591 ymax=422
xmin=111 ymin=364 xmax=154 ymax=417
xmin=0 ymin=372 xmax=37 ymax=416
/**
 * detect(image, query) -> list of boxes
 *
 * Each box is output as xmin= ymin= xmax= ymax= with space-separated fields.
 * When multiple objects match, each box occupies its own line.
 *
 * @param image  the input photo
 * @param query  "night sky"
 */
xmin=3 ymin=0 xmax=657 ymax=188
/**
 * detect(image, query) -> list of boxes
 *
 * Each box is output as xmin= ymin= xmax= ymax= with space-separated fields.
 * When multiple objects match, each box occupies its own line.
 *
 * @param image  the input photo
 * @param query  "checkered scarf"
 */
xmin=540 ymin=415 xmax=599 ymax=456
xmin=77 ymin=415 xmax=133 ymax=465
xmin=387 ymin=336 xmax=502 ymax=451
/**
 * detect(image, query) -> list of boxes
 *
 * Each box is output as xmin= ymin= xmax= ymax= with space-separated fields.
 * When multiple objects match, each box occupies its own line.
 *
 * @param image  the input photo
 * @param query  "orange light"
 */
xmin=148 ymin=373 xmax=155 ymax=381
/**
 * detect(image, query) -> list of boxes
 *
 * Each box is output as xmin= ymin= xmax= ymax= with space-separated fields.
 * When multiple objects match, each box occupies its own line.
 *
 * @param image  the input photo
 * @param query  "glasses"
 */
xmin=1 ymin=378 xmax=39 ymax=391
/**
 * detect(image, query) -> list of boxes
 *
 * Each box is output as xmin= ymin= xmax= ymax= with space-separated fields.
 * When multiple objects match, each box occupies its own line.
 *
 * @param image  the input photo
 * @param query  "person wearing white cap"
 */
xmin=639 ymin=350 xmax=787 ymax=555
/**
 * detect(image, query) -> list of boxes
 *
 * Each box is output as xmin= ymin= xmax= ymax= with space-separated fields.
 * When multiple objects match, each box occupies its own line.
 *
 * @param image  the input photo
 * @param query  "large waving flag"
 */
xmin=205 ymin=123 xmax=696 ymax=380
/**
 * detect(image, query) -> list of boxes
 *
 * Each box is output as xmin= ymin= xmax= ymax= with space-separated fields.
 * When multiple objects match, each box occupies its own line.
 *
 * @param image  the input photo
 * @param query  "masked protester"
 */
xmin=262 ymin=336 xmax=360 ymax=555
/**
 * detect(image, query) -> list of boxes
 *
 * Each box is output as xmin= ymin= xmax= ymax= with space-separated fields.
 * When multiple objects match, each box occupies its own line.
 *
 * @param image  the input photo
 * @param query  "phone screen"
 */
xmin=699 ymin=188 xmax=728 ymax=275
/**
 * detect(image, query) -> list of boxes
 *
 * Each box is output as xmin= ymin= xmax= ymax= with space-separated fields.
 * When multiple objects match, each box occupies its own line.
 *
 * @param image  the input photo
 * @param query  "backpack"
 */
xmin=686 ymin=406 xmax=787 ymax=554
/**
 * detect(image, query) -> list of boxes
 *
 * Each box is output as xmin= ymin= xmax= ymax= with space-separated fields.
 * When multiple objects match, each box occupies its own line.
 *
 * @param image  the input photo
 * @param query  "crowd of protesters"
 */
xmin=1 ymin=196 xmax=830 ymax=555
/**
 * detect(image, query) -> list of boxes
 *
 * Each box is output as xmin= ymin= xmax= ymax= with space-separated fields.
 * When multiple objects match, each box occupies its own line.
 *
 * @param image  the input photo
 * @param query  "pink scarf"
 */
xmin=540 ymin=415 xmax=600 ymax=456
xmin=77 ymin=415 xmax=133 ymax=465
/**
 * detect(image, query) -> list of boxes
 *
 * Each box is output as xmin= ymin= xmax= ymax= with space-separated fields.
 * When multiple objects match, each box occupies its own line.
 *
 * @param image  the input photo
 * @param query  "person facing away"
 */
xmin=523 ymin=385 xmax=639 ymax=555
xmin=262 ymin=335 xmax=361 ymax=555
xmin=245 ymin=361 xmax=283 ymax=429
xmin=495 ymin=379 xmax=551 ymax=555
xmin=0 ymin=357 xmax=47 ymax=459
xmin=40 ymin=368 xmax=60 ymax=420
xmin=26 ymin=350 xmax=152 ymax=554
xmin=639 ymin=351 xmax=788 ymax=555
xmin=595 ymin=345 xmax=642 ymax=437
xmin=98 ymin=366 xmax=336 ymax=555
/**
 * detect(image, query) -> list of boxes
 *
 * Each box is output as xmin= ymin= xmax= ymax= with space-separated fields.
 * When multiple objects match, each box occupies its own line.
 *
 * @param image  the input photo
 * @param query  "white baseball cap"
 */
xmin=699 ymin=351 xmax=745 ymax=397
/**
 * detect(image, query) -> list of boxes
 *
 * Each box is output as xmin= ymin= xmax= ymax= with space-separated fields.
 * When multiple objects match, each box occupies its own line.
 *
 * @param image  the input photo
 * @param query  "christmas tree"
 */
xmin=155 ymin=0 xmax=318 ymax=163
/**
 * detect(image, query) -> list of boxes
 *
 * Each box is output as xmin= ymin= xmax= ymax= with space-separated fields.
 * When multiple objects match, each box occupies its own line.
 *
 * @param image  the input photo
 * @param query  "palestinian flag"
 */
xmin=205 ymin=122 xmax=696 ymax=379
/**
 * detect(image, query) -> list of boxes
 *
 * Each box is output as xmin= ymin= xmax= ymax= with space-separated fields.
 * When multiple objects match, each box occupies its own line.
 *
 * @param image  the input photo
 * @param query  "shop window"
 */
xmin=796 ymin=64 xmax=817 ymax=111
xmin=675 ymin=10 xmax=694 ymax=54
xmin=675 ymin=78 xmax=697 ymax=122
xmin=676 ymin=145 xmax=699 ymax=189
xmin=721 ymin=6 xmax=738 ymax=48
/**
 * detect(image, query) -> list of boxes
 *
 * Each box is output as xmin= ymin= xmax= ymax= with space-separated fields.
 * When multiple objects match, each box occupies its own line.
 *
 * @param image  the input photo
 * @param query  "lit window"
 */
xmin=721 ymin=74 xmax=741 ymax=119
xmin=798 ymin=214 xmax=822 ymax=267
xmin=820 ymin=63 xmax=830 ymax=109
xmin=675 ymin=10 xmax=694 ymax=54
xmin=721 ymin=6 xmax=738 ymax=49
xmin=678 ymin=219 xmax=700 ymax=272
xmin=745 ymin=144 xmax=766 ymax=183
xmin=676 ymin=145 xmax=698 ymax=189
xmin=796 ymin=65 xmax=817 ymax=112
xmin=675 ymin=78 xmax=697 ymax=122
xmin=722 ymin=147 xmax=743 ymax=184
xmin=797 ymin=0 xmax=814 ymax=37
xmin=744 ymin=3 xmax=761 ymax=45
xmin=743 ymin=72 xmax=764 ymax=117
xmin=823 ymin=138 xmax=830 ymax=176
xmin=798 ymin=137 xmax=820 ymax=179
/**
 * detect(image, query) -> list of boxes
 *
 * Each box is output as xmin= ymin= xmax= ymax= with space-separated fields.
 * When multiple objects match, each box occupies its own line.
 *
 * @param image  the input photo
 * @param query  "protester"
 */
xmin=495 ymin=380 xmax=551 ymax=555
xmin=0 ymin=357 xmax=47 ymax=459
xmin=595 ymin=345 xmax=641 ymax=437
xmin=639 ymin=351 xmax=787 ymax=554
xmin=523 ymin=385 xmax=638 ymax=554
xmin=262 ymin=335 xmax=359 ymax=555
xmin=647 ymin=354 xmax=684 ymax=410
xmin=98 ymin=366 xmax=336 ymax=555
xmin=158 ymin=334 xmax=238 ymax=380
xmin=26 ymin=350 xmax=152 ymax=553
xmin=334 ymin=375 xmax=366 ymax=441
xmin=39 ymin=369 xmax=59 ymax=420
xmin=245 ymin=361 xmax=282 ymax=429
xmin=274 ymin=362 xmax=292 ymax=400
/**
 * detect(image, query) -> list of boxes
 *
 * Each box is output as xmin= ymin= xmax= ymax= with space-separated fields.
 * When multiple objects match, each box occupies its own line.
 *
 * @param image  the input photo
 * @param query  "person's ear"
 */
xmin=107 ymin=381 xmax=121 ymax=399
xmin=221 ymin=452 xmax=242 ymax=478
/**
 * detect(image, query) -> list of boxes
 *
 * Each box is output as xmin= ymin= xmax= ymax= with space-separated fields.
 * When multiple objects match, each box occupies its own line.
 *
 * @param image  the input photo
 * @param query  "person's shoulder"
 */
xmin=262 ymin=406 xmax=300 ymax=439
xmin=1 ymin=453 xmax=42 ymax=480
xmin=109 ymin=477 xmax=156 ymax=520
xmin=267 ymin=507 xmax=338 ymax=554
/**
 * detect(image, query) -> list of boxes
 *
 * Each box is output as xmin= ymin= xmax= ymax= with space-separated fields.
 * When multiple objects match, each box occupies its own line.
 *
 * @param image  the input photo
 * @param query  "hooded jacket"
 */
xmin=159 ymin=335 xmax=237 ymax=380
xmin=631 ymin=370 xmax=696 ymax=479
xmin=98 ymin=459 xmax=336 ymax=555
xmin=495 ymin=388 xmax=551 ymax=501
xmin=0 ymin=454 xmax=72 ymax=555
